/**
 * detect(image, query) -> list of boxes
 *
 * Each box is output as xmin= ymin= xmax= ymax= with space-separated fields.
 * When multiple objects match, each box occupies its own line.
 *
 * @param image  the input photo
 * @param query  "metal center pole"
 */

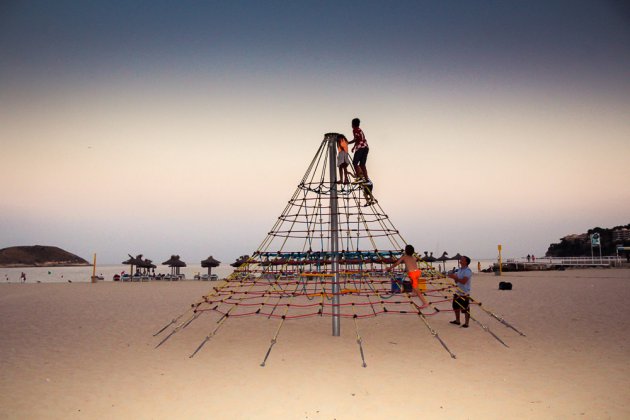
xmin=326 ymin=133 xmax=341 ymax=336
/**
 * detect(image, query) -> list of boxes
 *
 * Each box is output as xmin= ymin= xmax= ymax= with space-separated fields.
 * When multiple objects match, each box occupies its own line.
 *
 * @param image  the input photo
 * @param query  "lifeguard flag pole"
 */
xmin=498 ymin=245 xmax=503 ymax=276
xmin=91 ymin=253 xmax=97 ymax=283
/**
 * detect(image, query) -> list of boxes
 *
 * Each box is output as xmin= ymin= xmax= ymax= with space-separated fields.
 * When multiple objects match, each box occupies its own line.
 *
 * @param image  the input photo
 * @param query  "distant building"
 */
xmin=613 ymin=228 xmax=630 ymax=243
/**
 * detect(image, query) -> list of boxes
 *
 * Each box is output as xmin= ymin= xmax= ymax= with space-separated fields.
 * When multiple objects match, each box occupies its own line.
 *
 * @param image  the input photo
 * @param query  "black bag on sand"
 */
xmin=499 ymin=281 xmax=513 ymax=290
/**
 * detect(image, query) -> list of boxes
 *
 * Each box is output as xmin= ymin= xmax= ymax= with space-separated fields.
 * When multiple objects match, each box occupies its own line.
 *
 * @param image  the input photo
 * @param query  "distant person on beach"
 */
xmin=449 ymin=255 xmax=472 ymax=328
xmin=336 ymin=134 xmax=351 ymax=184
xmin=20 ymin=272 xmax=26 ymax=283
xmin=348 ymin=118 xmax=369 ymax=181
xmin=387 ymin=244 xmax=430 ymax=308
xmin=527 ymin=254 xmax=531 ymax=262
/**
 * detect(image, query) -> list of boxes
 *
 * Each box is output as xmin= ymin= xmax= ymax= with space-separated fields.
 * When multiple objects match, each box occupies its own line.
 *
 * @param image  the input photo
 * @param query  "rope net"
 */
xmin=155 ymin=133 xmax=524 ymax=363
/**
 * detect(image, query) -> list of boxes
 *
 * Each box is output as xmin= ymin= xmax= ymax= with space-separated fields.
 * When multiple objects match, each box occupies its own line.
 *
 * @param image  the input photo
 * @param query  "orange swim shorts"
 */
xmin=407 ymin=270 xmax=426 ymax=291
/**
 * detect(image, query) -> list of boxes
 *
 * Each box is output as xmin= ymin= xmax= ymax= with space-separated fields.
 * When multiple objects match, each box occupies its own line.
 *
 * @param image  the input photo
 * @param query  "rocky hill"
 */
xmin=545 ymin=224 xmax=630 ymax=257
xmin=0 ymin=245 xmax=90 ymax=267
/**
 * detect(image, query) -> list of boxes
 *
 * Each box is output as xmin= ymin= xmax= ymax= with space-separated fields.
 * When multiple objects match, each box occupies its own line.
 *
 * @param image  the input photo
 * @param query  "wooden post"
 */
xmin=498 ymin=245 xmax=503 ymax=276
xmin=91 ymin=253 xmax=97 ymax=283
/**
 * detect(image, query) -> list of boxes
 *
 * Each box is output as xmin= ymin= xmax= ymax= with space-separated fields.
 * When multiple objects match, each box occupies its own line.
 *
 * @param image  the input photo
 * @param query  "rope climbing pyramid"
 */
xmin=155 ymin=133 xmax=525 ymax=366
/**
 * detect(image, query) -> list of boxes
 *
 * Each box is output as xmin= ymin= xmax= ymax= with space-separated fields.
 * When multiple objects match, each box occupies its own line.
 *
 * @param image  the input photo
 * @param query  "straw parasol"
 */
xmin=129 ymin=254 xmax=156 ymax=274
xmin=451 ymin=253 xmax=463 ymax=268
xmin=162 ymin=255 xmax=187 ymax=276
xmin=201 ymin=256 xmax=221 ymax=276
xmin=122 ymin=254 xmax=144 ymax=276
xmin=436 ymin=252 xmax=450 ymax=272
xmin=140 ymin=258 xmax=157 ymax=275
xmin=422 ymin=251 xmax=436 ymax=263
xmin=230 ymin=255 xmax=250 ymax=267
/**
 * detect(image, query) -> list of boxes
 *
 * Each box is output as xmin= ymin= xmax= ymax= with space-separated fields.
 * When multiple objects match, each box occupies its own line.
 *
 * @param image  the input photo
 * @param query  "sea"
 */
xmin=1 ymin=259 xmax=498 ymax=284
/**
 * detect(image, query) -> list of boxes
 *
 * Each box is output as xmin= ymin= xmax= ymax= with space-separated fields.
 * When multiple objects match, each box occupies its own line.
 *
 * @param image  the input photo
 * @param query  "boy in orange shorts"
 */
xmin=387 ymin=244 xmax=430 ymax=308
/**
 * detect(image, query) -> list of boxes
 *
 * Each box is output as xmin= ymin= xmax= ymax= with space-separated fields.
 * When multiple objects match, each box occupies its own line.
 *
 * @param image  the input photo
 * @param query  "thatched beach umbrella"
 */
xmin=130 ymin=254 xmax=156 ymax=274
xmin=122 ymin=254 xmax=143 ymax=276
xmin=436 ymin=252 xmax=450 ymax=272
xmin=422 ymin=251 xmax=436 ymax=263
xmin=201 ymin=256 xmax=221 ymax=276
xmin=230 ymin=255 xmax=250 ymax=268
xmin=140 ymin=258 xmax=157 ymax=275
xmin=162 ymin=255 xmax=187 ymax=276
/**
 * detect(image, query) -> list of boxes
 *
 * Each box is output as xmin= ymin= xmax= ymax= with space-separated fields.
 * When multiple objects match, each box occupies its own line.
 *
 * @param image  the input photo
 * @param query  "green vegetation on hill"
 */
xmin=0 ymin=245 xmax=89 ymax=267
xmin=546 ymin=224 xmax=630 ymax=257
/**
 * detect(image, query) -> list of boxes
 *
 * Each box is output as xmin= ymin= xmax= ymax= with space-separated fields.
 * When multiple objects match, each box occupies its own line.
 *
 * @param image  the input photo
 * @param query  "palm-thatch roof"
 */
xmin=162 ymin=255 xmax=187 ymax=267
xmin=230 ymin=255 xmax=249 ymax=267
xmin=201 ymin=256 xmax=221 ymax=268
xmin=436 ymin=252 xmax=450 ymax=262
xmin=121 ymin=254 xmax=142 ymax=265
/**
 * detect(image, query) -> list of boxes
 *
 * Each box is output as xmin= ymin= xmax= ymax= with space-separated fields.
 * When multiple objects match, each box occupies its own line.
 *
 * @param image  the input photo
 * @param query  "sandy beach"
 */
xmin=1 ymin=268 xmax=629 ymax=419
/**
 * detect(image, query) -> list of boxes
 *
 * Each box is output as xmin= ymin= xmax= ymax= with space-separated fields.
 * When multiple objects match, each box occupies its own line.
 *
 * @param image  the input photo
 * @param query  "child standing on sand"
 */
xmin=387 ymin=244 xmax=430 ymax=308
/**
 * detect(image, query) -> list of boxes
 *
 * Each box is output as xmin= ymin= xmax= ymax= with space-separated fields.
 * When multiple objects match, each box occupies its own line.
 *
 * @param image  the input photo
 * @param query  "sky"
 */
xmin=1 ymin=0 xmax=629 ymax=265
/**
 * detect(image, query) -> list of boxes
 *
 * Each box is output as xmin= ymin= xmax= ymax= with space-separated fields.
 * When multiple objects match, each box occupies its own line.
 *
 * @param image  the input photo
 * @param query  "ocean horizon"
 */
xmin=0 ymin=259 xmax=498 ymax=284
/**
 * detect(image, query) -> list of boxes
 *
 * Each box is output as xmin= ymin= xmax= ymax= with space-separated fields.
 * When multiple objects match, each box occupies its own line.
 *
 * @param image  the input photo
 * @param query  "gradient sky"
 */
xmin=1 ymin=1 xmax=629 ymax=264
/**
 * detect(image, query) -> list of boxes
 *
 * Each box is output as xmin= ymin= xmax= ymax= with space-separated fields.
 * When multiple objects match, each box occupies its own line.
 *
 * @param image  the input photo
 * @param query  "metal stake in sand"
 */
xmin=327 ymin=133 xmax=341 ymax=337
xmin=413 ymin=302 xmax=457 ymax=359
xmin=453 ymin=298 xmax=509 ymax=348
xmin=260 ymin=276 xmax=303 ymax=366
xmin=153 ymin=306 xmax=194 ymax=337
xmin=469 ymin=296 xmax=526 ymax=337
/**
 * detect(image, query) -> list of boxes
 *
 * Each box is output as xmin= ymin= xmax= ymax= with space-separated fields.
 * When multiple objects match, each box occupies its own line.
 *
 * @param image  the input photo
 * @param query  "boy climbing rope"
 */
xmin=336 ymin=134 xmax=351 ymax=184
xmin=387 ymin=244 xmax=430 ymax=308
xmin=348 ymin=118 xmax=369 ymax=182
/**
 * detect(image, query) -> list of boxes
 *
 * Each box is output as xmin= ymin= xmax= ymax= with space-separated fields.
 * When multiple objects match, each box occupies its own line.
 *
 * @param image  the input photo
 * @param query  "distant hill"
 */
xmin=0 ymin=245 xmax=90 ymax=267
xmin=545 ymin=224 xmax=630 ymax=257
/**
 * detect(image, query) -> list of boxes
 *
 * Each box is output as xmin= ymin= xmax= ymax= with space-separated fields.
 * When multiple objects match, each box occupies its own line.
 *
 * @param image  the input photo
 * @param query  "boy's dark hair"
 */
xmin=404 ymin=244 xmax=414 ymax=256
xmin=352 ymin=118 xmax=360 ymax=127
xmin=463 ymin=255 xmax=471 ymax=265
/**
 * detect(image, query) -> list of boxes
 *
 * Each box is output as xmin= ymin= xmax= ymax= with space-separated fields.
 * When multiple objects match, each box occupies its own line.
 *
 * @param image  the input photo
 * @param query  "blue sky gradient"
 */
xmin=1 ymin=1 xmax=629 ymax=264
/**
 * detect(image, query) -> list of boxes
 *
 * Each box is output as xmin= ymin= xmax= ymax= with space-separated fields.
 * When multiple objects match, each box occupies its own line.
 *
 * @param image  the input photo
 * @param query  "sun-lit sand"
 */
xmin=1 ymin=268 xmax=629 ymax=419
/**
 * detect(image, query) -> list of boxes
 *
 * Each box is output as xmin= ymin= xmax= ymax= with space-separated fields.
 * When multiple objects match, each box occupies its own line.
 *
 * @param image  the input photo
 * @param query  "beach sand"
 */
xmin=1 ymin=269 xmax=629 ymax=419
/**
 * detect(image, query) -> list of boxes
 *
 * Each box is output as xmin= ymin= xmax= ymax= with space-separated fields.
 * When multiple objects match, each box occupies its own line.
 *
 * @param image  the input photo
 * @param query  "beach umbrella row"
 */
xmin=419 ymin=251 xmax=463 ymax=270
xmin=121 ymin=254 xmax=223 ymax=277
